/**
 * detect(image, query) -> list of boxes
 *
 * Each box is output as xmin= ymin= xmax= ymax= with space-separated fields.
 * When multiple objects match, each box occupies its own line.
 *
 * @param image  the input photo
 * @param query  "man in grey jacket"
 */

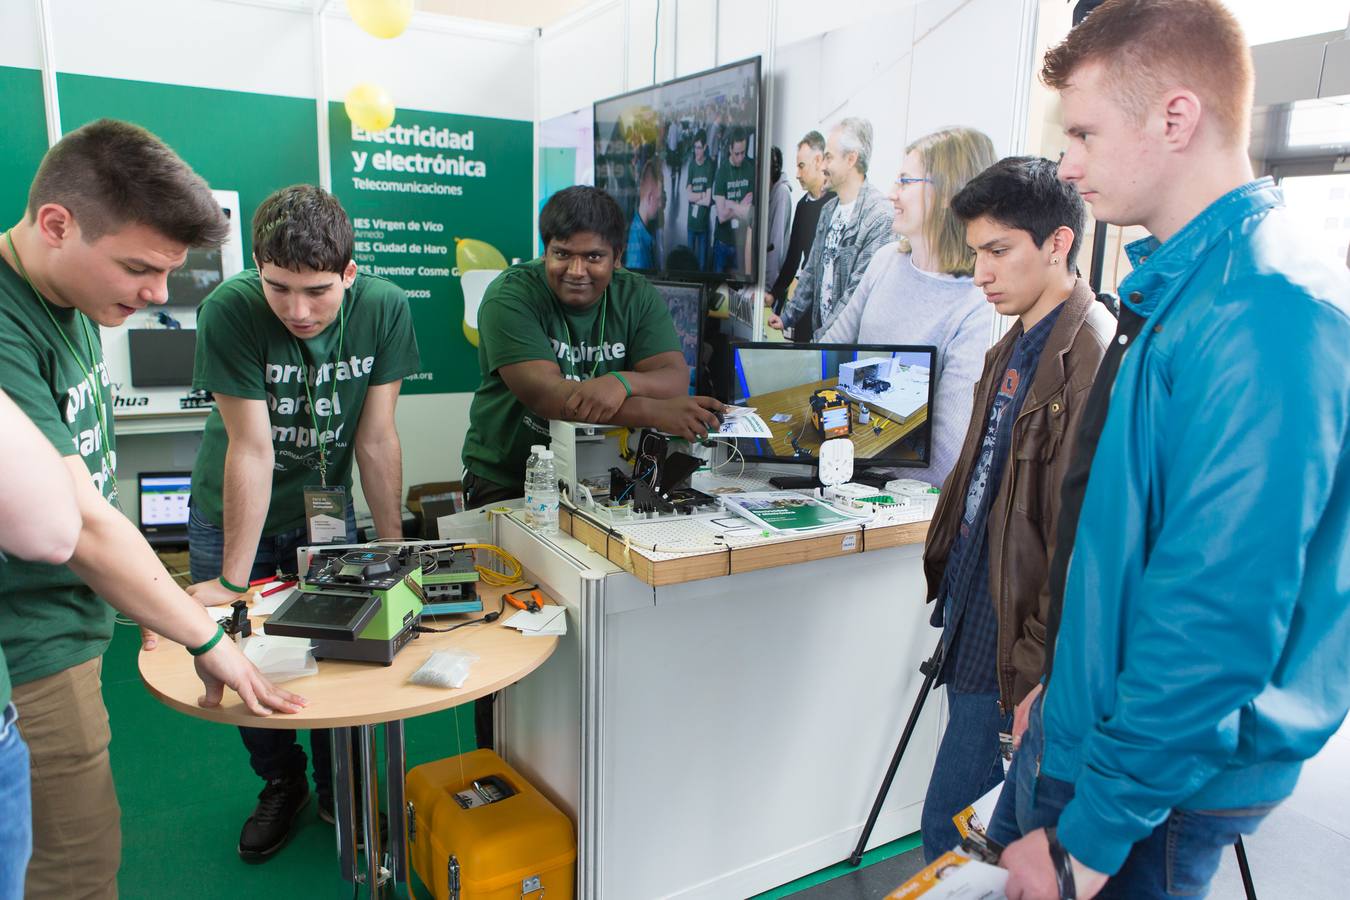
xmin=769 ymin=117 xmax=893 ymax=338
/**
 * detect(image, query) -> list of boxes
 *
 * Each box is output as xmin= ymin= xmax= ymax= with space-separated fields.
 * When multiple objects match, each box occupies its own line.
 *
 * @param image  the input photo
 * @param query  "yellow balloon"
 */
xmin=346 ymin=0 xmax=413 ymax=39
xmin=345 ymin=83 xmax=395 ymax=132
xmin=455 ymin=237 xmax=508 ymax=272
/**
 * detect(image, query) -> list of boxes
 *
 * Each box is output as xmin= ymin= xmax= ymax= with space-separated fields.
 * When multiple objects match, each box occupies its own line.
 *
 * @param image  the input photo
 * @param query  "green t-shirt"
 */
xmin=0 ymin=260 xmax=118 ymax=694
xmin=687 ymin=156 xmax=715 ymax=234
xmin=462 ymin=259 xmax=682 ymax=489
xmin=192 ymin=270 xmax=421 ymax=535
xmin=713 ymin=158 xmax=754 ymax=245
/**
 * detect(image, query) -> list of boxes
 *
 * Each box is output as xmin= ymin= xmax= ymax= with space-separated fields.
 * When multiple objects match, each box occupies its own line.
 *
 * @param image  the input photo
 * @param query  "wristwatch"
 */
xmin=1045 ymin=826 xmax=1077 ymax=899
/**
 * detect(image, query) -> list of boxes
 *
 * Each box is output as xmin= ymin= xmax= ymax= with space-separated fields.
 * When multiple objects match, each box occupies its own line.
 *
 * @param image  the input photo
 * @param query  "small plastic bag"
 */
xmin=408 ymin=649 xmax=479 ymax=689
xmin=242 ymin=635 xmax=318 ymax=683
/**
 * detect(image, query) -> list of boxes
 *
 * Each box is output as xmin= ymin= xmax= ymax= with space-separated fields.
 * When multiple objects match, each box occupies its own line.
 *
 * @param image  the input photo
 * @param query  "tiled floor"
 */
xmin=793 ymin=719 xmax=1350 ymax=899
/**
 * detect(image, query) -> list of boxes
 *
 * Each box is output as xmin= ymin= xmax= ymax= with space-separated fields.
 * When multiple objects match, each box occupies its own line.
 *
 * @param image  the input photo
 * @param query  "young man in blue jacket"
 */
xmin=995 ymin=2 xmax=1350 ymax=898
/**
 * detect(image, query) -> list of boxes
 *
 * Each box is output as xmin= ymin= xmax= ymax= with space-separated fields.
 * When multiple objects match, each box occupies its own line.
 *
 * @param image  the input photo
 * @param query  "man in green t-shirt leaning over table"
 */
xmin=0 ymin=118 xmax=304 ymax=899
xmin=184 ymin=184 xmax=420 ymax=862
xmin=462 ymin=184 xmax=725 ymax=510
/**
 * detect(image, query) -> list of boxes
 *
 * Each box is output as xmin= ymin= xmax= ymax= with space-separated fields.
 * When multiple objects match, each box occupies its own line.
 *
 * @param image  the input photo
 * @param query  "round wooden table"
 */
xmin=139 ymin=585 xmax=558 ymax=898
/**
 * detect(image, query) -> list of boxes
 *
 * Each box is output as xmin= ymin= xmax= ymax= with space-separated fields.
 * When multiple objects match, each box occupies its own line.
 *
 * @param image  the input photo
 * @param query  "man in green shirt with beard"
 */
xmin=0 ymin=118 xmax=304 ymax=898
xmin=185 ymin=184 xmax=420 ymax=861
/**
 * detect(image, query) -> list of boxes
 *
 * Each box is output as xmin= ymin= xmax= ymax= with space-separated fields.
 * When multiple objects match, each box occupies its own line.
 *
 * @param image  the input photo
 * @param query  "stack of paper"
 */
xmin=715 ymin=405 xmax=774 ymax=439
xmin=502 ymin=605 xmax=567 ymax=637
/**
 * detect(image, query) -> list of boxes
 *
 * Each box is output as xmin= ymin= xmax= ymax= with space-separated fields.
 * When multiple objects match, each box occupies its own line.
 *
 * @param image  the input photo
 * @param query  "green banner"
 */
xmin=329 ymin=103 xmax=533 ymax=395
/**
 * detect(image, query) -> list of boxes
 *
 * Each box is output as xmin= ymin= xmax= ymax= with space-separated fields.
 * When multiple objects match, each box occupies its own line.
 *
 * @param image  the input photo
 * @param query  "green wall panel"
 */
xmin=0 ymin=66 xmax=51 ymax=224
xmin=56 ymin=73 xmax=321 ymax=263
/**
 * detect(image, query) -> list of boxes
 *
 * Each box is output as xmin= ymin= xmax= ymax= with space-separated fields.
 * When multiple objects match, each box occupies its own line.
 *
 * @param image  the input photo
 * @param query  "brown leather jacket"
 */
xmin=922 ymin=278 xmax=1114 ymax=711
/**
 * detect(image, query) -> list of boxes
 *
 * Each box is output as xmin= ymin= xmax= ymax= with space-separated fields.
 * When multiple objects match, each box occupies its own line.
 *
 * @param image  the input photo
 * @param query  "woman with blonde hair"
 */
xmin=817 ymin=126 xmax=997 ymax=485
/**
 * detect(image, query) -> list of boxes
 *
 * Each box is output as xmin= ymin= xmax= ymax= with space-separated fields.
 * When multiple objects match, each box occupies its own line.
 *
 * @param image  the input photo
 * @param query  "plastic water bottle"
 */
xmin=534 ymin=449 xmax=559 ymax=535
xmin=523 ymin=444 xmax=545 ymax=526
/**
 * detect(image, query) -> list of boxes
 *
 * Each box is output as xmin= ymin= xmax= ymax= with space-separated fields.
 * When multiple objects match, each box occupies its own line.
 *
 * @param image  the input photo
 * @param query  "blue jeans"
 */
xmin=0 ymin=703 xmax=32 ymax=900
xmin=921 ymin=687 xmax=1010 ymax=862
xmin=987 ymin=694 xmax=1272 ymax=898
xmin=713 ymin=238 xmax=738 ymax=274
xmin=690 ymin=230 xmax=710 ymax=271
xmin=188 ymin=502 xmax=356 ymax=795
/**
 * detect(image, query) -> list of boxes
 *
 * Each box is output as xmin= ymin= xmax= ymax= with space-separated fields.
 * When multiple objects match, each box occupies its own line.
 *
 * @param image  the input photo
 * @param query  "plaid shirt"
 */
xmin=937 ymin=305 xmax=1062 ymax=693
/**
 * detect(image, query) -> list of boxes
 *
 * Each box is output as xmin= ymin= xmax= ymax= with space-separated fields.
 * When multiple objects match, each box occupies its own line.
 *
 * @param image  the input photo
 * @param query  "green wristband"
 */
xmin=187 ymin=624 xmax=226 ymax=657
xmin=218 ymin=575 xmax=248 ymax=594
xmin=610 ymin=371 xmax=632 ymax=397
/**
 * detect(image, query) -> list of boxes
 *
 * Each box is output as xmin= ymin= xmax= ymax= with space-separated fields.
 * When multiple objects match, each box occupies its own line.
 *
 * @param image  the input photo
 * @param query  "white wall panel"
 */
xmin=716 ymin=0 xmax=769 ymax=64
xmin=50 ymin=0 xmax=314 ymax=97
xmin=673 ymin=0 xmax=717 ymax=77
xmin=0 ymin=2 xmax=43 ymax=69
xmin=538 ymin=1 xmax=625 ymax=120
xmin=325 ymin=15 xmax=534 ymax=120
xmin=906 ymin=0 xmax=1034 ymax=157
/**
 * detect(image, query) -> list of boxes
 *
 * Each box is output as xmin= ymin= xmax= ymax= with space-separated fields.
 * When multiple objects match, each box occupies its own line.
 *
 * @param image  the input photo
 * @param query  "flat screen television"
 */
xmin=647 ymin=279 xmax=705 ymax=394
xmin=594 ymin=56 xmax=762 ymax=284
xmin=726 ymin=342 xmax=937 ymax=470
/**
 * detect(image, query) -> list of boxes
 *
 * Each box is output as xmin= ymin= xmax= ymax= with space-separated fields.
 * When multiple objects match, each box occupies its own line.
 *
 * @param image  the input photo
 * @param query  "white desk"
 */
xmin=492 ymin=505 xmax=944 ymax=898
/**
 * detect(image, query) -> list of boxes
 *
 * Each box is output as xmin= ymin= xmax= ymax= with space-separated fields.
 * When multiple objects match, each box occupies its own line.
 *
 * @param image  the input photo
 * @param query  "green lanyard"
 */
xmin=4 ymin=229 xmax=116 ymax=494
xmin=294 ymin=295 xmax=346 ymax=486
xmin=557 ymin=288 xmax=608 ymax=380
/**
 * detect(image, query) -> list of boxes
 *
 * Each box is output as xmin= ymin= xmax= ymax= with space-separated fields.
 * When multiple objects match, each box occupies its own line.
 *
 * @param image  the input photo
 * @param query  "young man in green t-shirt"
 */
xmin=461 ymin=185 xmax=725 ymax=509
xmin=712 ymin=126 xmax=755 ymax=274
xmin=0 ymin=389 xmax=82 ymax=898
xmin=685 ymin=129 xmax=715 ymax=270
xmin=185 ymin=184 xmax=420 ymax=861
xmin=0 ymin=118 xmax=304 ymax=898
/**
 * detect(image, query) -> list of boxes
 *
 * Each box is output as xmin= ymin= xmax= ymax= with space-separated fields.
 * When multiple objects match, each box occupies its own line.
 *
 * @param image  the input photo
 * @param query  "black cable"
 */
xmin=415 ymin=593 xmax=508 ymax=633
xmin=652 ymin=0 xmax=660 ymax=83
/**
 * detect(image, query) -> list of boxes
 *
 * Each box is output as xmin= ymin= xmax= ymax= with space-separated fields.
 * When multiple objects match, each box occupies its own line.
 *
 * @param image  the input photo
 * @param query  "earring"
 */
xmin=1051 ymin=257 xmax=1059 ymax=265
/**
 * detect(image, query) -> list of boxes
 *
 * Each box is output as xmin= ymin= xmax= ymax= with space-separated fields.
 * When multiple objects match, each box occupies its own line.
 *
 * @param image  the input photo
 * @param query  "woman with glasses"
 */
xmin=816 ymin=126 xmax=996 ymax=486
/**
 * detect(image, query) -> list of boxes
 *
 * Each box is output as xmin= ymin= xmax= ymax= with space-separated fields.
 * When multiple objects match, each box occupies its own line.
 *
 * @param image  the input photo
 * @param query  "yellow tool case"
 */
xmin=406 ymin=749 xmax=576 ymax=900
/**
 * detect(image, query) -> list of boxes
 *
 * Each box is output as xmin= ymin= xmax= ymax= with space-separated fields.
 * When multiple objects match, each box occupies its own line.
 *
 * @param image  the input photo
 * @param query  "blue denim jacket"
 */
xmin=1042 ymin=178 xmax=1350 ymax=875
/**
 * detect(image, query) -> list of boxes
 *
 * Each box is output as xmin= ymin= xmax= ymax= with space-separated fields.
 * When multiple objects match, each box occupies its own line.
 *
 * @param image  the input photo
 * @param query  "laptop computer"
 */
xmin=138 ymin=472 xmax=192 ymax=547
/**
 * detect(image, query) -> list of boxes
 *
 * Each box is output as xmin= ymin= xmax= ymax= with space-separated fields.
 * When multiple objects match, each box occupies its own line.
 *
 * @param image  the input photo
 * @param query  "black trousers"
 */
xmin=462 ymin=470 xmax=525 ymax=749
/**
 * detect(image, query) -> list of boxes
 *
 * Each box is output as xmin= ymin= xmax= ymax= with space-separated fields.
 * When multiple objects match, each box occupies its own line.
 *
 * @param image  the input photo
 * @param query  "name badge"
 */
xmin=304 ymin=485 xmax=350 ymax=544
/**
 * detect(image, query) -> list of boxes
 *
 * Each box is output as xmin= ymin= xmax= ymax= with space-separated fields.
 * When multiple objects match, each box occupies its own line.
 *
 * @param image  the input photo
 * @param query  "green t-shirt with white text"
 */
xmin=191 ymin=270 xmax=420 ymax=535
xmin=461 ymin=259 xmax=682 ymax=489
xmin=687 ymin=156 xmax=715 ymax=235
xmin=0 ymin=259 xmax=119 ymax=695
xmin=713 ymin=157 xmax=754 ymax=245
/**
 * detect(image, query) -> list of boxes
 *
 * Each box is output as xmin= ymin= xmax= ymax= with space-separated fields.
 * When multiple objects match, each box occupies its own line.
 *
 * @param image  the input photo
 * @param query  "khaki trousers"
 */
xmin=12 ymin=657 xmax=120 ymax=899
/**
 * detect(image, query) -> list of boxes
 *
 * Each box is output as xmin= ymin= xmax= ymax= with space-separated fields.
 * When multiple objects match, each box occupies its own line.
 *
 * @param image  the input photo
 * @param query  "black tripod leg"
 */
xmin=848 ymin=640 xmax=945 ymax=867
xmin=1235 ymin=836 xmax=1257 ymax=900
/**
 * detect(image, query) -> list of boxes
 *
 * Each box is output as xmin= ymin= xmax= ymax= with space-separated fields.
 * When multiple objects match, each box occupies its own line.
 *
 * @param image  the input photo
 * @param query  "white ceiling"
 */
xmin=414 ymin=0 xmax=598 ymax=29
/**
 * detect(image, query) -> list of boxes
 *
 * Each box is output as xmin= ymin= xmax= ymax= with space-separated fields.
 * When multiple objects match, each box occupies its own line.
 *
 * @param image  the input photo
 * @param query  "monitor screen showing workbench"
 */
xmin=727 ymin=342 xmax=936 ymax=469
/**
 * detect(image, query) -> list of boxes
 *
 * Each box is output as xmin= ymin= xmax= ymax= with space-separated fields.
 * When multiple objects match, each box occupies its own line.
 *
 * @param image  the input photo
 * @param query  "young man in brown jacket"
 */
xmin=918 ymin=156 xmax=1114 ymax=860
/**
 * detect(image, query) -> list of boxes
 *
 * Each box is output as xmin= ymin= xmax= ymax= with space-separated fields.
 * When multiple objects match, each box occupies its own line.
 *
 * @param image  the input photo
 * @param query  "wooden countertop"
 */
xmin=139 ymin=585 xmax=558 ymax=729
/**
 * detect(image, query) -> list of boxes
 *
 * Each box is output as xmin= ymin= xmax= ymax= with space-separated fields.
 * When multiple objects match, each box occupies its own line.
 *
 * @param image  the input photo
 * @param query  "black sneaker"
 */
xmin=238 ymin=775 xmax=310 ymax=863
xmin=316 ymin=792 xmax=388 ymax=849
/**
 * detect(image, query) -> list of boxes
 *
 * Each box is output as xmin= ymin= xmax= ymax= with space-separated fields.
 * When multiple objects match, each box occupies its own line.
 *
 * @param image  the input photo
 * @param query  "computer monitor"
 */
xmin=166 ymin=246 xmax=225 ymax=306
xmin=648 ymin=279 xmax=705 ymax=393
xmin=138 ymin=472 xmax=192 ymax=546
xmin=726 ymin=342 xmax=937 ymax=470
xmin=127 ymin=329 xmax=197 ymax=388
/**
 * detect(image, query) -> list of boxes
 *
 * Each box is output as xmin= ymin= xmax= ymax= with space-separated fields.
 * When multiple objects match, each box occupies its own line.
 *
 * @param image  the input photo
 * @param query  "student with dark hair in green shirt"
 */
xmin=185 ymin=184 xmax=420 ymax=861
xmin=0 ymin=118 xmax=304 ymax=899
xmin=462 ymin=185 xmax=725 ymax=508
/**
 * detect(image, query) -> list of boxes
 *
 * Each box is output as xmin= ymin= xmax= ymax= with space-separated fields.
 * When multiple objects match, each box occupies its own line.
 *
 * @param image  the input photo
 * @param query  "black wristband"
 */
xmin=1046 ymin=826 xmax=1077 ymax=899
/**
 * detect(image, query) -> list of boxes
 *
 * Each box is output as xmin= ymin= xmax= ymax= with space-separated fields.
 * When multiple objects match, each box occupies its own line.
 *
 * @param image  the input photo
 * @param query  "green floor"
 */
xmin=102 ymin=621 xmax=916 ymax=898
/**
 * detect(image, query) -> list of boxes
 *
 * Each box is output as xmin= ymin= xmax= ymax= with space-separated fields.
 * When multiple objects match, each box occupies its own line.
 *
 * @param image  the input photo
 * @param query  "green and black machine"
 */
xmin=264 ymin=541 xmax=480 ymax=664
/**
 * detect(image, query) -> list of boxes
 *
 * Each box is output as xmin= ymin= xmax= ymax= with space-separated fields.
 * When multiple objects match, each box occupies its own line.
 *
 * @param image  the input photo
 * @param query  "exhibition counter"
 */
xmin=488 ymin=498 xmax=943 ymax=898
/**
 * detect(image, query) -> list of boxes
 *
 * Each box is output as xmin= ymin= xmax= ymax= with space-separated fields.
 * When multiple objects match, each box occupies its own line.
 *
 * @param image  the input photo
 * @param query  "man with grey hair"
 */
xmin=770 ymin=116 xmax=893 ymax=338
